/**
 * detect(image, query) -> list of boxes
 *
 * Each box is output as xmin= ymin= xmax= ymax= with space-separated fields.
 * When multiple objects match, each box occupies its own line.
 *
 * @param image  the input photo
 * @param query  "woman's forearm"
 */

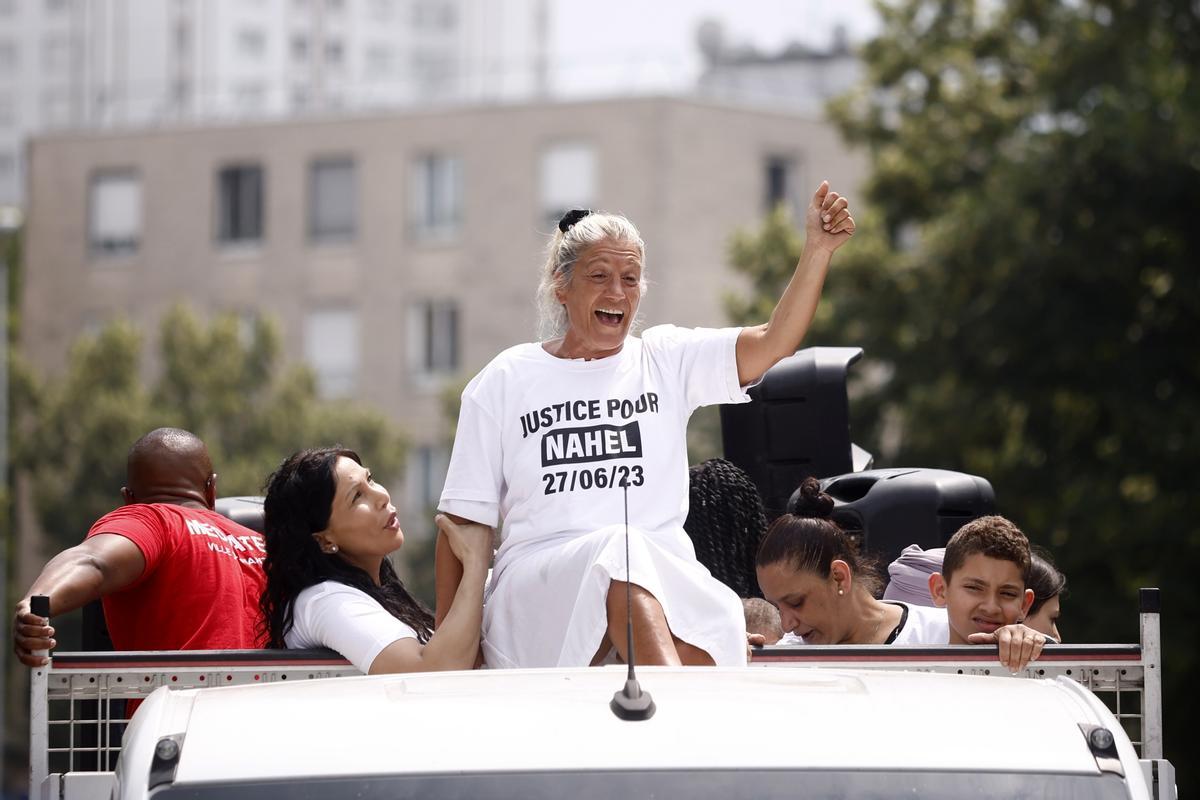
xmin=735 ymin=242 xmax=832 ymax=386
xmin=418 ymin=561 xmax=487 ymax=670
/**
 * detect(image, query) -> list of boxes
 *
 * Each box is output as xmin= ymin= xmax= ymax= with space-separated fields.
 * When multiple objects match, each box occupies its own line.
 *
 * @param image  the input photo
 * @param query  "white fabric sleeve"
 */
xmin=286 ymin=583 xmax=418 ymax=674
xmin=438 ymin=390 xmax=504 ymax=527
xmin=646 ymin=325 xmax=751 ymax=411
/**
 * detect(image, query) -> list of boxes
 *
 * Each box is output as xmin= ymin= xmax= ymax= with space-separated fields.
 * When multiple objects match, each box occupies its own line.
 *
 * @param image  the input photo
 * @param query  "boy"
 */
xmin=929 ymin=515 xmax=1049 ymax=672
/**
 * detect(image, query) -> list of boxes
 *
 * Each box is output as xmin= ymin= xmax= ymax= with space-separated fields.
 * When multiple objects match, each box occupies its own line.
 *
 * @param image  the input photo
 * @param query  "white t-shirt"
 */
xmin=441 ymin=325 xmax=750 ymax=557
xmin=888 ymin=601 xmax=949 ymax=644
xmin=777 ymin=602 xmax=949 ymax=646
xmin=438 ymin=325 xmax=752 ymax=667
xmin=284 ymin=581 xmax=419 ymax=673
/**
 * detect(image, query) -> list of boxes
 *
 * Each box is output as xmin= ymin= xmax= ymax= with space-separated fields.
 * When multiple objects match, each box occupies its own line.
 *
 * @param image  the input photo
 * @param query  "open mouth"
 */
xmin=595 ymin=308 xmax=625 ymax=327
xmin=385 ymin=511 xmax=399 ymax=531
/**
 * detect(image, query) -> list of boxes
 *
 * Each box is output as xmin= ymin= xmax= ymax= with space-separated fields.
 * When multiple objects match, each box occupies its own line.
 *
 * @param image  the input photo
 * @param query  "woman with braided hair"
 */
xmin=438 ymin=182 xmax=856 ymax=668
xmin=683 ymin=458 xmax=769 ymax=598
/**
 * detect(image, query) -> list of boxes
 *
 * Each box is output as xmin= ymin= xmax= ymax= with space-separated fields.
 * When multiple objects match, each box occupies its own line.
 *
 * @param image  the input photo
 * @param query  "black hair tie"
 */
xmin=558 ymin=208 xmax=592 ymax=233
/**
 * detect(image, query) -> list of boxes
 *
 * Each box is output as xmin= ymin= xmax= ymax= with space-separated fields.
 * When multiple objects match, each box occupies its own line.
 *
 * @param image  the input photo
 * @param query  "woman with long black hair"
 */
xmin=261 ymin=447 xmax=489 ymax=673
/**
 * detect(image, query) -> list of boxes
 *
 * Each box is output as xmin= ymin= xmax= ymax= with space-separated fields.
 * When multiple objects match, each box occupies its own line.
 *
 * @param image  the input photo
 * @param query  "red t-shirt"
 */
xmin=87 ymin=504 xmax=267 ymax=651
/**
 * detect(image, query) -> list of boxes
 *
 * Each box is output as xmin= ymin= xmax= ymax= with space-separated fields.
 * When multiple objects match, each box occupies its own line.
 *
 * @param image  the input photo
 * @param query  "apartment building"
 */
xmin=20 ymin=96 xmax=867 ymax=530
xmin=0 ymin=0 xmax=546 ymax=207
xmin=696 ymin=23 xmax=864 ymax=116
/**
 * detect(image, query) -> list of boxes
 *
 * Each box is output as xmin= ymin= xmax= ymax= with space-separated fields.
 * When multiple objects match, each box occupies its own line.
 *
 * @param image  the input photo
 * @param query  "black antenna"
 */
xmin=610 ymin=478 xmax=655 ymax=721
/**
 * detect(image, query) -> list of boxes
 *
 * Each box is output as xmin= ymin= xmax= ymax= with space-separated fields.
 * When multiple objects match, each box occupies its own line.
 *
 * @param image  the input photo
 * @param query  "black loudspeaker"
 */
xmin=720 ymin=347 xmax=872 ymax=518
xmin=802 ymin=468 xmax=996 ymax=565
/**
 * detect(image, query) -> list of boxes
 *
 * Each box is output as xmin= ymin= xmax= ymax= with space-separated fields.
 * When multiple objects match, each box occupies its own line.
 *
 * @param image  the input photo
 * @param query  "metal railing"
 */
xmin=29 ymin=648 xmax=360 ymax=798
xmin=28 ymin=588 xmax=1164 ymax=799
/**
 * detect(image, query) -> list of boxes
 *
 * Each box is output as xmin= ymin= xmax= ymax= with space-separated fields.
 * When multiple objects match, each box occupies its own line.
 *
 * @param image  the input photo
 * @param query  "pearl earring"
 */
xmin=837 ymin=587 xmax=845 ymax=596
xmin=329 ymin=544 xmax=339 ymax=554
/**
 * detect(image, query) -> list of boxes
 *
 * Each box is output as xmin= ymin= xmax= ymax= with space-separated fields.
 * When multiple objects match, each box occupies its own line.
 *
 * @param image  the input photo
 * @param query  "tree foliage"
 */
xmin=13 ymin=306 xmax=407 ymax=553
xmin=730 ymin=0 xmax=1198 ymax=778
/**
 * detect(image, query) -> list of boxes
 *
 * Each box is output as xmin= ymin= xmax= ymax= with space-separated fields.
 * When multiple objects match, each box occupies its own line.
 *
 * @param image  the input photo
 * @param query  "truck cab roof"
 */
xmin=115 ymin=665 xmax=1147 ymax=799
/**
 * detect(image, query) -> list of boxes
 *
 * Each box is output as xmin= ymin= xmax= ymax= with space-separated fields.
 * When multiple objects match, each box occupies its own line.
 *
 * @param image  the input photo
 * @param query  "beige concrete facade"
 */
xmin=20 ymin=96 xmax=867 ymax=530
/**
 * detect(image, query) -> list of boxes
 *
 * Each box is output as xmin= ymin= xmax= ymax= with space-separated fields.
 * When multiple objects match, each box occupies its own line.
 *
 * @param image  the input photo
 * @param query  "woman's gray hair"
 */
xmin=536 ymin=212 xmax=647 ymax=341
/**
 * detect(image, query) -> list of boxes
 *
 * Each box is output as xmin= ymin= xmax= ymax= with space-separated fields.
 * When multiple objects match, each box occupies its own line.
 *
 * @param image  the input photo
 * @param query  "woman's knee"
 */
xmin=673 ymin=637 xmax=715 ymax=666
xmin=606 ymin=580 xmax=712 ymax=665
xmin=607 ymin=580 xmax=664 ymax=620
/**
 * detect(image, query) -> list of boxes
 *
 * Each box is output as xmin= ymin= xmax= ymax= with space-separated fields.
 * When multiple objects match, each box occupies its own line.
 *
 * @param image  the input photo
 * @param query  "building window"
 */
xmin=407 ymin=299 xmax=459 ymax=376
xmin=0 ymin=40 xmax=17 ymax=70
xmin=237 ymin=28 xmax=266 ymax=59
xmin=413 ymin=0 xmax=456 ymax=29
xmin=764 ymin=155 xmax=800 ymax=214
xmin=171 ymin=77 xmax=191 ymax=109
xmin=304 ymin=308 xmax=359 ymax=397
xmin=409 ymin=154 xmax=461 ymax=241
xmin=174 ymin=20 xmax=192 ymax=56
xmin=0 ymin=92 xmax=15 ymax=125
xmin=42 ymin=35 xmax=69 ymax=72
xmin=0 ymin=151 xmax=15 ymax=179
xmin=234 ymin=83 xmax=267 ymax=111
xmin=411 ymin=50 xmax=455 ymax=96
xmin=40 ymin=89 xmax=70 ymax=126
xmin=539 ymin=143 xmax=596 ymax=227
xmin=89 ymin=172 xmax=142 ymax=257
xmin=291 ymin=85 xmax=311 ymax=110
xmin=366 ymin=45 xmax=395 ymax=76
xmin=216 ymin=164 xmax=264 ymax=244
xmin=291 ymin=35 xmax=309 ymax=62
xmin=308 ymin=157 xmax=356 ymax=242
xmin=324 ymin=40 xmax=345 ymax=67
xmin=407 ymin=444 xmax=449 ymax=517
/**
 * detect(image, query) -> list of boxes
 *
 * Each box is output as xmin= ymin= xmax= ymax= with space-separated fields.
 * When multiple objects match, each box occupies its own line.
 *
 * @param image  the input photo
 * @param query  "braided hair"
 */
xmin=684 ymin=458 xmax=769 ymax=598
xmin=260 ymin=447 xmax=434 ymax=648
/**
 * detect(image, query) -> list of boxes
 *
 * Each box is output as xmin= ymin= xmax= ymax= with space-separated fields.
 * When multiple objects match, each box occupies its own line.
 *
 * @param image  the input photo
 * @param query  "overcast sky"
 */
xmin=548 ymin=0 xmax=881 ymax=95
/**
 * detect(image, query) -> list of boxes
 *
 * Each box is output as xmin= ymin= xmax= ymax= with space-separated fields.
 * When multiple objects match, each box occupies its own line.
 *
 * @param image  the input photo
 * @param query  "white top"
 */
xmin=284 ymin=581 xmax=418 ymax=673
xmin=439 ymin=325 xmax=753 ymax=668
xmin=888 ymin=601 xmax=949 ymax=644
xmin=778 ymin=602 xmax=949 ymax=646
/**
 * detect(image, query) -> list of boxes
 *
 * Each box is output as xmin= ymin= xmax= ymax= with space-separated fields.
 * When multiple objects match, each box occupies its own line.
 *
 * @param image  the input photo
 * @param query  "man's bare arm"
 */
xmin=12 ymin=534 xmax=146 ymax=666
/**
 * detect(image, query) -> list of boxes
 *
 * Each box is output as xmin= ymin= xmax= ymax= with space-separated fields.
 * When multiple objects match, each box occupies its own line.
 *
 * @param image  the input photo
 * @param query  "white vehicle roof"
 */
xmin=116 ymin=665 xmax=1145 ymax=798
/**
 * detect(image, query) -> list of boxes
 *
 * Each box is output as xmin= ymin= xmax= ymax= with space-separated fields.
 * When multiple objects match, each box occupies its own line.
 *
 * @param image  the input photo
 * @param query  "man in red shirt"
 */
xmin=13 ymin=428 xmax=266 ymax=665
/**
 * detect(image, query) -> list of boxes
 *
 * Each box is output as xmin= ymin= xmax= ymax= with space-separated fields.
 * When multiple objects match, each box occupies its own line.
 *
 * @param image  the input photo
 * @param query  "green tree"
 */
xmin=14 ymin=321 xmax=151 ymax=549
xmin=14 ymin=305 xmax=407 ymax=554
xmin=730 ymin=0 xmax=1198 ymax=779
